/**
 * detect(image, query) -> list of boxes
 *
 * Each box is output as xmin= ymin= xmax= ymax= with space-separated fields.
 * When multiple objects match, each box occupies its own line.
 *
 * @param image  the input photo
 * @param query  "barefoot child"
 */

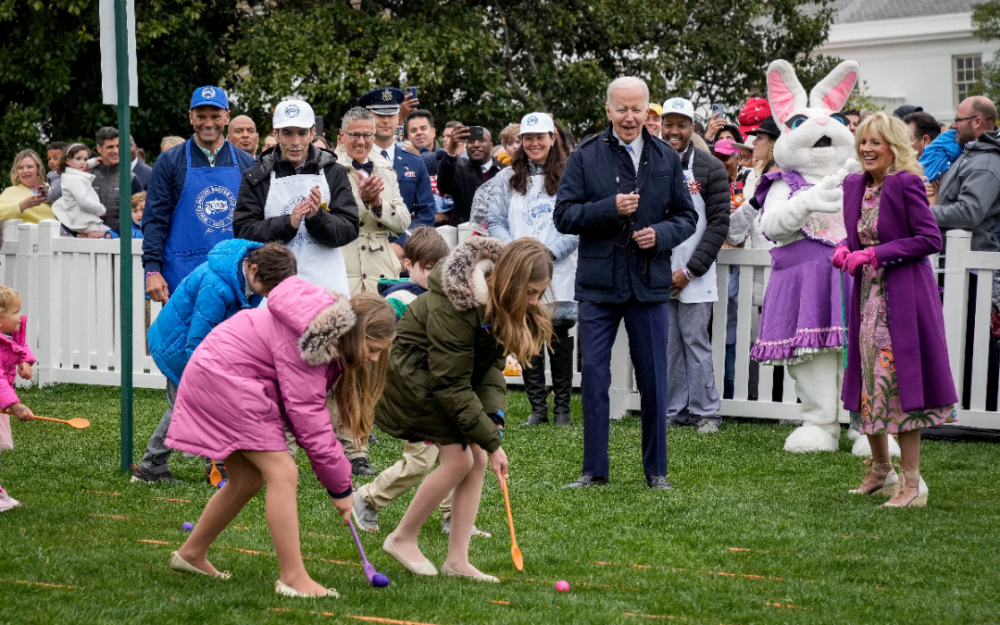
xmin=165 ymin=281 xmax=397 ymax=598
xmin=50 ymin=143 xmax=112 ymax=238
xmin=132 ymin=240 xmax=297 ymax=484
xmin=0 ymin=286 xmax=36 ymax=511
xmin=375 ymin=237 xmax=552 ymax=581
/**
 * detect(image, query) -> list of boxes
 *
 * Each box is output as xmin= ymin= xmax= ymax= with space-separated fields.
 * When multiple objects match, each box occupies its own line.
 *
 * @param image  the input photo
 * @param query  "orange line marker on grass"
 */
xmin=1 ymin=578 xmax=79 ymax=590
xmin=488 ymin=600 xmax=510 ymax=605
xmin=764 ymin=602 xmax=807 ymax=610
xmin=270 ymin=607 xmax=439 ymax=625
xmin=624 ymin=613 xmax=688 ymax=621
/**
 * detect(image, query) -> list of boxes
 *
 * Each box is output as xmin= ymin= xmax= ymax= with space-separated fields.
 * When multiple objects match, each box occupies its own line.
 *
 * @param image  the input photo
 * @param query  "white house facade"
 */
xmin=816 ymin=0 xmax=999 ymax=125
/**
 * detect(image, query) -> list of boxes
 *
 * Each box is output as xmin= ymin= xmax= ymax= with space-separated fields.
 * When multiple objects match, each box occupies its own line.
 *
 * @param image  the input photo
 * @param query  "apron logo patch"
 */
xmin=195 ymin=185 xmax=236 ymax=229
xmin=281 ymin=195 xmax=312 ymax=245
xmin=523 ymin=190 xmax=555 ymax=233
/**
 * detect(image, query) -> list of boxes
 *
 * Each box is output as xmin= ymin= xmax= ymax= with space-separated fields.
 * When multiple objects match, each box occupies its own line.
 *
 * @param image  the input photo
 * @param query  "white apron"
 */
xmin=671 ymin=153 xmax=718 ymax=303
xmin=508 ymin=174 xmax=577 ymax=303
xmin=263 ymin=170 xmax=350 ymax=297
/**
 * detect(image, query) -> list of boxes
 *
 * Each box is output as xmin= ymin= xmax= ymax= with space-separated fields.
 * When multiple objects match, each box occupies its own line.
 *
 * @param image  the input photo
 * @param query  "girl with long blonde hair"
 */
xmin=375 ymin=236 xmax=552 ymax=582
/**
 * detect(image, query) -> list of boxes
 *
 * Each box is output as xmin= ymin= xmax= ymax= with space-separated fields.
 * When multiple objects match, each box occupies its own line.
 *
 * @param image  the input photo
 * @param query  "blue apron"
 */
xmin=162 ymin=140 xmax=244 ymax=292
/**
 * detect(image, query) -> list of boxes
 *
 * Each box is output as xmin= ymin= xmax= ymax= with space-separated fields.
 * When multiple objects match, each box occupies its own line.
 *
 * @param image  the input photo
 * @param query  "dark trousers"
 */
xmin=521 ymin=321 xmax=576 ymax=417
xmin=578 ymin=299 xmax=670 ymax=478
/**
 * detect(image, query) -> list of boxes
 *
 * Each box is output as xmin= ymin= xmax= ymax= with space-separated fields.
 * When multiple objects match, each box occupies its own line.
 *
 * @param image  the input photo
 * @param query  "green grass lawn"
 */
xmin=1 ymin=383 xmax=998 ymax=624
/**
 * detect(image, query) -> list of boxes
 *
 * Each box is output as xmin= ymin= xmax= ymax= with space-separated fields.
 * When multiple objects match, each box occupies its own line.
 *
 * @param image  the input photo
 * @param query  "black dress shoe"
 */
xmin=553 ymin=412 xmax=571 ymax=426
xmin=563 ymin=475 xmax=609 ymax=488
xmin=645 ymin=475 xmax=673 ymax=490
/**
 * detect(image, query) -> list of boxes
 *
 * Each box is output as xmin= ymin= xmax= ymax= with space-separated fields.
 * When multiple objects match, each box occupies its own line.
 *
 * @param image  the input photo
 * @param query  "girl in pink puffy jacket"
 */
xmin=164 ymin=279 xmax=396 ymax=599
xmin=0 ymin=286 xmax=36 ymax=512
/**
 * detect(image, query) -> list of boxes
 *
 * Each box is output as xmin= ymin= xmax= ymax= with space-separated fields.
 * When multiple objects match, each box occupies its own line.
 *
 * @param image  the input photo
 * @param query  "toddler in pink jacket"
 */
xmin=164 ymin=276 xmax=397 ymax=599
xmin=0 ymin=286 xmax=36 ymax=512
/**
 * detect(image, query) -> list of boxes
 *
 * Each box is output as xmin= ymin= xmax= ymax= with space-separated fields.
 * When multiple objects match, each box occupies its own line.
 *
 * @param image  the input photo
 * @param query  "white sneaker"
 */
xmin=0 ymin=486 xmax=20 ymax=511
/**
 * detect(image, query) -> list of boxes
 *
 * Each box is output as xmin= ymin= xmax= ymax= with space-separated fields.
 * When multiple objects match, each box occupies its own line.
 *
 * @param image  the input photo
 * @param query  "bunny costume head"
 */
xmin=768 ymin=60 xmax=860 ymax=179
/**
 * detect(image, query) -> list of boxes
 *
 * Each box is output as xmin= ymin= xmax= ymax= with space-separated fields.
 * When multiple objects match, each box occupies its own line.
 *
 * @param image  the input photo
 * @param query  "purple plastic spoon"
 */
xmin=348 ymin=518 xmax=390 ymax=587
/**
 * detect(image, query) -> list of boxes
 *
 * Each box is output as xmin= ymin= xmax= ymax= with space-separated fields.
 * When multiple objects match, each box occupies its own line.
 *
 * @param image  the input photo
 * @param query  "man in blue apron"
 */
xmin=142 ymin=86 xmax=255 ymax=300
xmin=135 ymin=85 xmax=255 ymax=484
xmin=360 ymin=87 xmax=436 ymax=260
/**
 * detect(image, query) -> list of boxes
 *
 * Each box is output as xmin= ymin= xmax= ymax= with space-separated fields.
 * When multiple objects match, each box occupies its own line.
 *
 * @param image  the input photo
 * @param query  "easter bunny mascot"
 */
xmin=751 ymin=60 xmax=900 ymax=456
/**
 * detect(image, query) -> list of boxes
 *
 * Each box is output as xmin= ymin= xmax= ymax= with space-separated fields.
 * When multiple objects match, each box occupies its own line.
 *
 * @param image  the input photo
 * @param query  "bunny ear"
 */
xmin=809 ymin=60 xmax=860 ymax=112
xmin=766 ymin=60 xmax=807 ymax=127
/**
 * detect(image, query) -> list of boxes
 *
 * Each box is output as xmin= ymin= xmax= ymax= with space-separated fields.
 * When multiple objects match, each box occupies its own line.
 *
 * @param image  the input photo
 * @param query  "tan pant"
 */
xmin=328 ymin=394 xmax=369 ymax=460
xmin=355 ymin=440 xmax=454 ymax=517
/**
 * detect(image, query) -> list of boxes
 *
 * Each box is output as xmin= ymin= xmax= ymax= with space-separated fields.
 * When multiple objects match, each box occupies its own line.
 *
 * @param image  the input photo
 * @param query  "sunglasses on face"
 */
xmin=785 ymin=112 xmax=850 ymax=129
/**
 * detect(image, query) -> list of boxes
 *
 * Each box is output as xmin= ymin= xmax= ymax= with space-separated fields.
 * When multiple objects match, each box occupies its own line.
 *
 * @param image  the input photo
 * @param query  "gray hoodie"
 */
xmin=933 ymin=129 xmax=1000 ymax=252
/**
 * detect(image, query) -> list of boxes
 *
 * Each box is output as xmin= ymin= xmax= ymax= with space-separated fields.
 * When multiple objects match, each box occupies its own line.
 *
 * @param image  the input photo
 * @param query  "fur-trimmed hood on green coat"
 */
xmin=374 ymin=236 xmax=508 ymax=452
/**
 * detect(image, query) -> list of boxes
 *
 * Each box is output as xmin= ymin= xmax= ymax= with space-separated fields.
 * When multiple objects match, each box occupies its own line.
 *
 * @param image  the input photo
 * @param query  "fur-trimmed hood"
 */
xmin=437 ymin=236 xmax=505 ymax=311
xmin=265 ymin=276 xmax=356 ymax=366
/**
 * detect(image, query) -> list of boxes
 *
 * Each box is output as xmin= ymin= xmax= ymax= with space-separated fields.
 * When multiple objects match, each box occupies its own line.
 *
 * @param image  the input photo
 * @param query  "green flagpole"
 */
xmin=115 ymin=0 xmax=134 ymax=472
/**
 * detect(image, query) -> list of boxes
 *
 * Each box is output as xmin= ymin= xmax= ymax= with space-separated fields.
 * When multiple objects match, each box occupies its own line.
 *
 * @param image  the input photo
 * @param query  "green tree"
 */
xmin=0 ymin=0 xmax=259 ymax=173
xmin=230 ymin=0 xmax=837 ymax=141
xmin=972 ymin=0 xmax=1000 ymax=101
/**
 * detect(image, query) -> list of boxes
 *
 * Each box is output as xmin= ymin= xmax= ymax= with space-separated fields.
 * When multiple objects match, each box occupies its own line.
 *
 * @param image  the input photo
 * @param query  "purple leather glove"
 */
xmin=832 ymin=245 xmax=850 ymax=270
xmin=845 ymin=248 xmax=876 ymax=276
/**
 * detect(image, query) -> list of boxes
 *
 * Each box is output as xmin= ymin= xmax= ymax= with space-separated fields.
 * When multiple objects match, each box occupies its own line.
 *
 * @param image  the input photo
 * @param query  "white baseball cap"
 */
xmin=273 ymin=99 xmax=316 ymax=129
xmin=518 ymin=112 xmax=555 ymax=136
xmin=661 ymin=98 xmax=694 ymax=121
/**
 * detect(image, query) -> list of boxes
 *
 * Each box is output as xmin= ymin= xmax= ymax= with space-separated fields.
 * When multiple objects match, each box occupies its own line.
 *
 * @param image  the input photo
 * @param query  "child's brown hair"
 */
xmin=334 ymin=293 xmax=397 ymax=448
xmin=245 ymin=243 xmax=298 ymax=296
xmin=56 ymin=143 xmax=90 ymax=175
xmin=0 ymin=285 xmax=22 ymax=316
xmin=402 ymin=226 xmax=450 ymax=271
xmin=131 ymin=191 xmax=147 ymax=212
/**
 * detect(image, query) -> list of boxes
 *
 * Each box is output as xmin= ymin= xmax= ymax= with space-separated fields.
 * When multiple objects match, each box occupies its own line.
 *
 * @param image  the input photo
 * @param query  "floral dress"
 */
xmin=851 ymin=186 xmax=957 ymax=434
xmin=850 ymin=185 xmax=957 ymax=434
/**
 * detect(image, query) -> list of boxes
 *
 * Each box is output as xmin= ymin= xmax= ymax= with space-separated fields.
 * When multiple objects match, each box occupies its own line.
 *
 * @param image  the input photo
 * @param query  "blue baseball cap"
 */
xmin=359 ymin=87 xmax=405 ymax=116
xmin=190 ymin=85 xmax=230 ymax=111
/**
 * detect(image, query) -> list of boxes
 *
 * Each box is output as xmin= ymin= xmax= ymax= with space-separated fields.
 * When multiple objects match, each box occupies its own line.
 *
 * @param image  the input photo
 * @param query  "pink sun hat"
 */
xmin=712 ymin=138 xmax=740 ymax=156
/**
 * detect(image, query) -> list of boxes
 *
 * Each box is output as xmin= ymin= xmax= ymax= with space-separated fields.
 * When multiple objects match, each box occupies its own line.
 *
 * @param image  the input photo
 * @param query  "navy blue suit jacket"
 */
xmin=387 ymin=147 xmax=436 ymax=246
xmin=554 ymin=127 xmax=697 ymax=303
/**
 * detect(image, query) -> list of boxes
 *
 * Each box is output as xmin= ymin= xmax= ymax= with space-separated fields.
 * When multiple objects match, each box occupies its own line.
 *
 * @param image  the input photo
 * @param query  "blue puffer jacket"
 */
xmin=148 ymin=238 xmax=263 ymax=386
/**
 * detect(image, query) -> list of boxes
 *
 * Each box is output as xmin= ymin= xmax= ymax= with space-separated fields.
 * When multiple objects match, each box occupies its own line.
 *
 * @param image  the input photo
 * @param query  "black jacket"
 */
xmin=436 ymin=154 xmax=503 ymax=225
xmin=553 ymin=127 xmax=698 ymax=303
xmin=679 ymin=144 xmax=731 ymax=277
xmin=234 ymin=145 xmax=360 ymax=248
xmin=89 ymin=162 xmax=143 ymax=234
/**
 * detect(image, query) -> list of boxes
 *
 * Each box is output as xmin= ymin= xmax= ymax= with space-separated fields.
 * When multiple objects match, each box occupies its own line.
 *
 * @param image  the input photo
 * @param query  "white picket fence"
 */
xmin=2 ymin=220 xmax=997 ymax=429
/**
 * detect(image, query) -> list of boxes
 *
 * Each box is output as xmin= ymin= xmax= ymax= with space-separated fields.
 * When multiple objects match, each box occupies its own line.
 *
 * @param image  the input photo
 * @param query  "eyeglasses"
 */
xmin=953 ymin=115 xmax=981 ymax=124
xmin=345 ymin=132 xmax=375 ymax=140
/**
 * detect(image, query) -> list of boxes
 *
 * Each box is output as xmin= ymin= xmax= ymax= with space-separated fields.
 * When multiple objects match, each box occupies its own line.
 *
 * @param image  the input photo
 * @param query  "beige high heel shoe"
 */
xmin=848 ymin=459 xmax=898 ymax=497
xmin=882 ymin=470 xmax=928 ymax=508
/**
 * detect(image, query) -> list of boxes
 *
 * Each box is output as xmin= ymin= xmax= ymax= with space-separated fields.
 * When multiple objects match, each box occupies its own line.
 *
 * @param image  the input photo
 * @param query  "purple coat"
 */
xmin=840 ymin=171 xmax=957 ymax=412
